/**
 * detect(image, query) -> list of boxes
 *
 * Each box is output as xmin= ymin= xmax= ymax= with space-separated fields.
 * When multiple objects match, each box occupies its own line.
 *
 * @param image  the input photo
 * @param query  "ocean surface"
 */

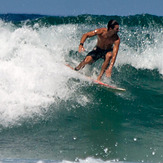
xmin=0 ymin=14 xmax=162 ymax=163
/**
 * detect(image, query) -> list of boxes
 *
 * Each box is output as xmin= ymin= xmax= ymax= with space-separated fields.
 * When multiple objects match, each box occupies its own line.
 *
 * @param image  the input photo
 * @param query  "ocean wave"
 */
xmin=0 ymin=14 xmax=162 ymax=163
xmin=0 ymin=14 xmax=162 ymax=128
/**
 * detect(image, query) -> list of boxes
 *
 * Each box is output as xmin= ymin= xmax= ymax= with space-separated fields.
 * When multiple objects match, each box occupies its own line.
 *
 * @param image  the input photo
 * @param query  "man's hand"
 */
xmin=78 ymin=45 xmax=85 ymax=53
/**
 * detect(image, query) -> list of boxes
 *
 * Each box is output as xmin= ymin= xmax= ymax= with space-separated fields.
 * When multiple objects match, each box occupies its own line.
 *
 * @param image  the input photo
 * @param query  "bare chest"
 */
xmin=98 ymin=34 xmax=116 ymax=45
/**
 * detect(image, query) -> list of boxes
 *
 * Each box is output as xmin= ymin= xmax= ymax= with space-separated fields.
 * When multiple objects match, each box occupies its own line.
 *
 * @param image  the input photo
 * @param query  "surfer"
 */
xmin=74 ymin=20 xmax=120 ymax=81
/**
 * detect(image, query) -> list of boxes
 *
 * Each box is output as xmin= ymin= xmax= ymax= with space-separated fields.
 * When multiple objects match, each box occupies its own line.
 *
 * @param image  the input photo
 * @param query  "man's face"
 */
xmin=113 ymin=25 xmax=120 ymax=34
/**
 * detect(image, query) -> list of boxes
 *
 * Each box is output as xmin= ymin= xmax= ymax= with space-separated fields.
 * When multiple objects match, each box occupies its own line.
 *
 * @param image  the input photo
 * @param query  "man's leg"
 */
xmin=75 ymin=56 xmax=94 ymax=71
xmin=97 ymin=52 xmax=112 ymax=81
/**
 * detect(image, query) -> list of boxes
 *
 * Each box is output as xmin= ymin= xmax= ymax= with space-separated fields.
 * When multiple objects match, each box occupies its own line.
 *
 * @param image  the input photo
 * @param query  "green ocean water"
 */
xmin=0 ymin=14 xmax=162 ymax=163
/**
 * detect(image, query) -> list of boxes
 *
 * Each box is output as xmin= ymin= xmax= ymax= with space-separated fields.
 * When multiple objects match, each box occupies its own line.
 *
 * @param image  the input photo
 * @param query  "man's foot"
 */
xmin=74 ymin=67 xmax=79 ymax=71
xmin=97 ymin=76 xmax=102 ymax=81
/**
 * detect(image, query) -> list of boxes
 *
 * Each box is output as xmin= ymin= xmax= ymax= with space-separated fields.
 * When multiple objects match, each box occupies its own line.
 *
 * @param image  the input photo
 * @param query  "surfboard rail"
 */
xmin=65 ymin=64 xmax=126 ymax=92
xmin=93 ymin=80 xmax=126 ymax=91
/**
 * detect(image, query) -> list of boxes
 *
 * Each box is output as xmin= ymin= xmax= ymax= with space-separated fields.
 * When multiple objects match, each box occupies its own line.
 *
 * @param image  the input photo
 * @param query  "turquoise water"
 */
xmin=0 ymin=14 xmax=162 ymax=163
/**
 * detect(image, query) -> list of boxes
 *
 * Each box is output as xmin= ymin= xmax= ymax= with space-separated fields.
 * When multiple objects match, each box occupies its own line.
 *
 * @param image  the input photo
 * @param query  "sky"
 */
xmin=0 ymin=0 xmax=163 ymax=16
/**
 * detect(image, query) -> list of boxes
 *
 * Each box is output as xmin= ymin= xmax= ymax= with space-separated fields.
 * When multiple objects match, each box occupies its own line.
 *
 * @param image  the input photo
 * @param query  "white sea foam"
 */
xmin=60 ymin=157 xmax=124 ymax=163
xmin=0 ymin=157 xmax=135 ymax=163
xmin=0 ymin=21 xmax=89 ymax=127
xmin=117 ymin=27 xmax=163 ymax=74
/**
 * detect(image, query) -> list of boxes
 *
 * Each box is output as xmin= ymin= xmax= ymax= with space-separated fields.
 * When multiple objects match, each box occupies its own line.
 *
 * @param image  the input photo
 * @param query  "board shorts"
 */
xmin=86 ymin=46 xmax=113 ymax=61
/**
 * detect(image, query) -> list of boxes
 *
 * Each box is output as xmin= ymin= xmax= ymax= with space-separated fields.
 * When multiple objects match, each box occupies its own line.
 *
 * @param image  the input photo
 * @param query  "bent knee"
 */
xmin=84 ymin=56 xmax=93 ymax=64
xmin=106 ymin=52 xmax=112 ymax=58
xmin=105 ymin=52 xmax=112 ymax=61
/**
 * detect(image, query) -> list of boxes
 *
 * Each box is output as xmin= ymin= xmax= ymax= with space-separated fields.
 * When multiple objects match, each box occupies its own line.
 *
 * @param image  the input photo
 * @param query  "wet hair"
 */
xmin=107 ymin=20 xmax=119 ymax=30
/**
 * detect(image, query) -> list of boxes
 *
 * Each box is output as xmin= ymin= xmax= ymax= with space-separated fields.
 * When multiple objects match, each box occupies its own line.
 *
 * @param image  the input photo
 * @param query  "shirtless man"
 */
xmin=74 ymin=20 xmax=120 ymax=81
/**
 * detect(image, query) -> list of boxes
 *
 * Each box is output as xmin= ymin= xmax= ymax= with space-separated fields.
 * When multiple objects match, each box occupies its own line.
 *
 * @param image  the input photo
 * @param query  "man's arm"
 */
xmin=78 ymin=28 xmax=104 ymax=53
xmin=105 ymin=38 xmax=120 ymax=77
